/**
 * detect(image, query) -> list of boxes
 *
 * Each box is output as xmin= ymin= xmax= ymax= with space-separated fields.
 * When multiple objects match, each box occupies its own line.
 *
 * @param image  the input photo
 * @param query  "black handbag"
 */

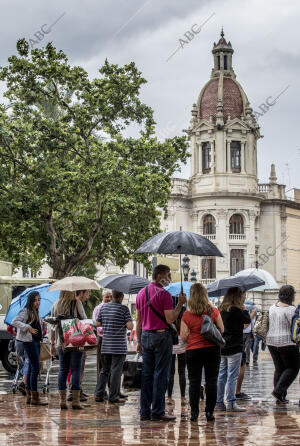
xmin=201 ymin=313 xmax=226 ymax=348
xmin=145 ymin=286 xmax=179 ymax=345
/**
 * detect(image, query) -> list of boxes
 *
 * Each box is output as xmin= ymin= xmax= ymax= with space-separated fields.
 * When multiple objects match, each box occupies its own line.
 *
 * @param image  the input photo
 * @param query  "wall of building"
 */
xmin=258 ymin=202 xmax=287 ymax=287
xmin=286 ymin=206 xmax=300 ymax=304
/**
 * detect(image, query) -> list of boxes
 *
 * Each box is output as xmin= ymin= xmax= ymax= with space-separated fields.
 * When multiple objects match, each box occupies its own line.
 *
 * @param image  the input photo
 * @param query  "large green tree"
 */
xmin=0 ymin=39 xmax=188 ymax=278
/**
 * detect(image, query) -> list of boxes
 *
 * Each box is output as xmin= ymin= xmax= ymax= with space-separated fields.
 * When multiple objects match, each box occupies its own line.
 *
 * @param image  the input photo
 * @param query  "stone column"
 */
xmin=247 ymin=210 xmax=257 ymax=269
xmin=241 ymin=142 xmax=246 ymax=173
xmin=227 ymin=139 xmax=232 ymax=173
xmin=216 ymin=209 xmax=229 ymax=278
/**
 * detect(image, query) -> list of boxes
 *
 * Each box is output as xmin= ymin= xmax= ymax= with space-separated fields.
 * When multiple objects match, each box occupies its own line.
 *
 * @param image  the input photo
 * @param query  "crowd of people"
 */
xmin=10 ymin=263 xmax=300 ymax=423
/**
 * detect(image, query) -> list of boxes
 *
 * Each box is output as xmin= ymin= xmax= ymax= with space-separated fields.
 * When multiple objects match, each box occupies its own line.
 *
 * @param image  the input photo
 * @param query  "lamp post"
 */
xmin=181 ymin=255 xmax=190 ymax=281
xmin=190 ymin=270 xmax=197 ymax=283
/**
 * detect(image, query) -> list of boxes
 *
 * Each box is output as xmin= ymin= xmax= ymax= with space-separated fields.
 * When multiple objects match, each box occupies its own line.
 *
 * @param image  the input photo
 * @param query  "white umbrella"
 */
xmin=235 ymin=268 xmax=279 ymax=290
xmin=48 ymin=276 xmax=100 ymax=292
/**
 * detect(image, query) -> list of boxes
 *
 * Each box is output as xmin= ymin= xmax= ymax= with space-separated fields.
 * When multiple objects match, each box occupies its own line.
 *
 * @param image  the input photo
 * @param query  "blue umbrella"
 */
xmin=5 ymin=283 xmax=60 ymax=326
xmin=165 ymin=281 xmax=193 ymax=299
xmin=206 ymin=274 xmax=265 ymax=297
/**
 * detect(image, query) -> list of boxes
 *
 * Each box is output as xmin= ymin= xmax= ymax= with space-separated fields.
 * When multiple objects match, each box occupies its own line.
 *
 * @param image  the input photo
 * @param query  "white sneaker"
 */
xmin=226 ymin=401 xmax=246 ymax=412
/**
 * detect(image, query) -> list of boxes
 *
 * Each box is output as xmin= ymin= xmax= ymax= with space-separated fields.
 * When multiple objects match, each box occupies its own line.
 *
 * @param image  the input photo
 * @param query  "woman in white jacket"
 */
xmin=12 ymin=291 xmax=47 ymax=406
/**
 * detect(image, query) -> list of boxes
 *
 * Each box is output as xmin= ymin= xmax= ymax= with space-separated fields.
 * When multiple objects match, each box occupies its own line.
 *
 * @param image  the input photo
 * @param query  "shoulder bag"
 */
xmin=201 ymin=309 xmax=226 ymax=348
xmin=253 ymin=311 xmax=269 ymax=341
xmin=145 ymin=286 xmax=178 ymax=345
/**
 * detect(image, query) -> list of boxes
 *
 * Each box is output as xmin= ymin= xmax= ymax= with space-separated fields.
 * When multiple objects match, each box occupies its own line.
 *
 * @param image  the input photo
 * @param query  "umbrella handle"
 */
xmin=180 ymin=253 xmax=183 ymax=294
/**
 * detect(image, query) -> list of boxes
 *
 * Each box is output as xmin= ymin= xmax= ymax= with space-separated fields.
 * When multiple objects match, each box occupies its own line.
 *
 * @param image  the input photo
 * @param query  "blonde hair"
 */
xmin=219 ymin=287 xmax=243 ymax=313
xmin=56 ymin=290 xmax=75 ymax=315
xmin=188 ymin=283 xmax=213 ymax=315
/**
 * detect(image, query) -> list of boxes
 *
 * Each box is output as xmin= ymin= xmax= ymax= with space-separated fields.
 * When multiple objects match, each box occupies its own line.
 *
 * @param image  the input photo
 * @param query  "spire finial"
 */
xmin=221 ymin=26 xmax=224 ymax=38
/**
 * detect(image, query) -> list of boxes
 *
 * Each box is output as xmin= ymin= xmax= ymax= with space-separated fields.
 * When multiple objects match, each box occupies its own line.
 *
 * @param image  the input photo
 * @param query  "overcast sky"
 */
xmin=1 ymin=0 xmax=299 ymax=191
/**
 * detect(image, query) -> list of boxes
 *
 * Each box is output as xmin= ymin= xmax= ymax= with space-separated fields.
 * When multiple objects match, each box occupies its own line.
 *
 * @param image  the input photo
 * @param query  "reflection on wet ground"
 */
xmin=0 ymin=351 xmax=299 ymax=445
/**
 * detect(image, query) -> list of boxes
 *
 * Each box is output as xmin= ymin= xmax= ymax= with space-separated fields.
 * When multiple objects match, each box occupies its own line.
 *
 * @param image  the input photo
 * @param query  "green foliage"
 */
xmin=0 ymin=39 xmax=189 ymax=278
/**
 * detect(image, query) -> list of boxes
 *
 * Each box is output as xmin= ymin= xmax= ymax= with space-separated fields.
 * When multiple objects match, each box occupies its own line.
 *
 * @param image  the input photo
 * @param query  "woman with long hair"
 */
xmin=266 ymin=285 xmax=300 ymax=403
xmin=50 ymin=290 xmax=87 ymax=410
xmin=215 ymin=287 xmax=251 ymax=412
xmin=12 ymin=291 xmax=47 ymax=405
xmin=180 ymin=283 xmax=224 ymax=422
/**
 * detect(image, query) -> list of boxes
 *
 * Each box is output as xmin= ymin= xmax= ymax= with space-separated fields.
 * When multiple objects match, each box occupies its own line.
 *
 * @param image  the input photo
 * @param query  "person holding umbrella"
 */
xmin=50 ymin=290 xmax=87 ymax=410
xmin=136 ymin=264 xmax=186 ymax=421
xmin=12 ymin=291 xmax=48 ymax=406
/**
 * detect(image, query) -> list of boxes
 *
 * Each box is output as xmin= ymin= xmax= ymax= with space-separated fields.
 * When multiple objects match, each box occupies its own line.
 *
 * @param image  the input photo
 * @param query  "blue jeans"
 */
xmin=23 ymin=339 xmax=41 ymax=391
xmin=252 ymin=335 xmax=265 ymax=362
xmin=217 ymin=352 xmax=242 ymax=403
xmin=140 ymin=330 xmax=173 ymax=418
xmin=57 ymin=348 xmax=83 ymax=391
xmin=15 ymin=340 xmax=29 ymax=379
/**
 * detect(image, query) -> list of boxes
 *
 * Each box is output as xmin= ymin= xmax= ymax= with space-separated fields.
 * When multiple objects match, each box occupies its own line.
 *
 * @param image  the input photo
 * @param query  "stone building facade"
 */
xmin=161 ymin=31 xmax=300 ymax=304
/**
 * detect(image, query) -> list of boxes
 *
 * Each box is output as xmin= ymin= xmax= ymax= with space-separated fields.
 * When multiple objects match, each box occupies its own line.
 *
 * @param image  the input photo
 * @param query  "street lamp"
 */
xmin=190 ymin=270 xmax=197 ymax=283
xmin=181 ymin=255 xmax=190 ymax=281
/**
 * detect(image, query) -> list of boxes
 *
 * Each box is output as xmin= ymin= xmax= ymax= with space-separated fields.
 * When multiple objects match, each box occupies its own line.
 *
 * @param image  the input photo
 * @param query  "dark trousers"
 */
xmin=251 ymin=335 xmax=266 ymax=362
xmin=243 ymin=332 xmax=254 ymax=363
xmin=23 ymin=339 xmax=40 ymax=391
xmin=57 ymin=348 xmax=83 ymax=390
xmin=140 ymin=330 xmax=173 ymax=418
xmin=96 ymin=336 xmax=102 ymax=376
xmin=167 ymin=353 xmax=186 ymax=398
xmin=95 ymin=354 xmax=126 ymax=402
xmin=186 ymin=347 xmax=220 ymax=414
xmin=268 ymin=345 xmax=300 ymax=397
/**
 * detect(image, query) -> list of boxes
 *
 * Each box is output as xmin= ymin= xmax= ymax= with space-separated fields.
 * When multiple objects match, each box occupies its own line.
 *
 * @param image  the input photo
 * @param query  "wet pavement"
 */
xmin=0 ymin=349 xmax=299 ymax=445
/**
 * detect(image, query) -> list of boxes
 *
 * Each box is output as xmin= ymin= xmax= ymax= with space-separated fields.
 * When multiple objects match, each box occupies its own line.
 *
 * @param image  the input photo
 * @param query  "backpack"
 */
xmin=291 ymin=304 xmax=300 ymax=345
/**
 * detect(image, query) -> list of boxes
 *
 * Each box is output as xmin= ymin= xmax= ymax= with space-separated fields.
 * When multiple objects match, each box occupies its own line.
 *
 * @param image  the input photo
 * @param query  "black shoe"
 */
xmin=108 ymin=397 xmax=126 ymax=404
xmin=119 ymin=392 xmax=128 ymax=398
xmin=80 ymin=389 xmax=88 ymax=398
xmin=17 ymin=382 xmax=27 ymax=396
xmin=272 ymin=391 xmax=289 ymax=404
xmin=205 ymin=412 xmax=215 ymax=422
xmin=151 ymin=413 xmax=176 ymax=421
xmin=140 ymin=416 xmax=151 ymax=421
xmin=200 ymin=385 xmax=205 ymax=400
xmin=80 ymin=394 xmax=88 ymax=402
xmin=190 ymin=411 xmax=199 ymax=422
xmin=235 ymin=392 xmax=251 ymax=400
xmin=95 ymin=396 xmax=105 ymax=402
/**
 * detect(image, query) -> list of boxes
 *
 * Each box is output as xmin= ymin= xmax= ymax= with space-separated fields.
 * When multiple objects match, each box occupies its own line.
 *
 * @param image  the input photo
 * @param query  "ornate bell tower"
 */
xmin=188 ymin=30 xmax=261 ymax=197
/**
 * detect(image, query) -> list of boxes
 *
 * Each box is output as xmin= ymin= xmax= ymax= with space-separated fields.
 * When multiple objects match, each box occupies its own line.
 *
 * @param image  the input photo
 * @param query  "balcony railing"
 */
xmin=171 ymin=178 xmax=189 ymax=196
xmin=229 ymin=234 xmax=246 ymax=240
xmin=200 ymin=278 xmax=216 ymax=285
xmin=258 ymin=184 xmax=270 ymax=193
xmin=202 ymin=234 xmax=216 ymax=241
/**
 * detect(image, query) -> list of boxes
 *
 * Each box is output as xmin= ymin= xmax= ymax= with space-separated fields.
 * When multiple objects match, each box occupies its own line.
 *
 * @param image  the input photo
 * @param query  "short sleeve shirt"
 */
xmin=136 ymin=282 xmax=174 ymax=330
xmin=182 ymin=307 xmax=219 ymax=350
xmin=97 ymin=302 xmax=132 ymax=354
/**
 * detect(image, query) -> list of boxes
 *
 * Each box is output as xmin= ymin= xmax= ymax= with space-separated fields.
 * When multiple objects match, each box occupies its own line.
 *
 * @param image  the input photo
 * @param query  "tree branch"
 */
xmin=45 ymin=212 xmax=57 ymax=259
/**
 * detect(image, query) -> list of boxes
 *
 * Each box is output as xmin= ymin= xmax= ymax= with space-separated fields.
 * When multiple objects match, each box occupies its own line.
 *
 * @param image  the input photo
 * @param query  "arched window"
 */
xmin=202 ymin=257 xmax=216 ymax=279
xmin=229 ymin=214 xmax=244 ymax=234
xmin=203 ymin=214 xmax=216 ymax=234
xmin=224 ymin=55 xmax=228 ymax=70
xmin=230 ymin=141 xmax=241 ymax=172
xmin=202 ymin=142 xmax=212 ymax=173
xmin=230 ymin=249 xmax=244 ymax=275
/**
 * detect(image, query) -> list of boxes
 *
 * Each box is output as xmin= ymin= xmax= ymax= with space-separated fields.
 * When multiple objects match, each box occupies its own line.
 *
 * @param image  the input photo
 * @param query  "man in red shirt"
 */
xmin=136 ymin=264 xmax=186 ymax=421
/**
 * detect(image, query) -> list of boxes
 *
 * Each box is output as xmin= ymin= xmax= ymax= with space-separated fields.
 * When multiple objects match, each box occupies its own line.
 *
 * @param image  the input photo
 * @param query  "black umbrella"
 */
xmin=135 ymin=230 xmax=223 ymax=288
xmin=206 ymin=274 xmax=265 ymax=297
xmin=98 ymin=274 xmax=150 ymax=294
xmin=135 ymin=231 xmax=223 ymax=257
